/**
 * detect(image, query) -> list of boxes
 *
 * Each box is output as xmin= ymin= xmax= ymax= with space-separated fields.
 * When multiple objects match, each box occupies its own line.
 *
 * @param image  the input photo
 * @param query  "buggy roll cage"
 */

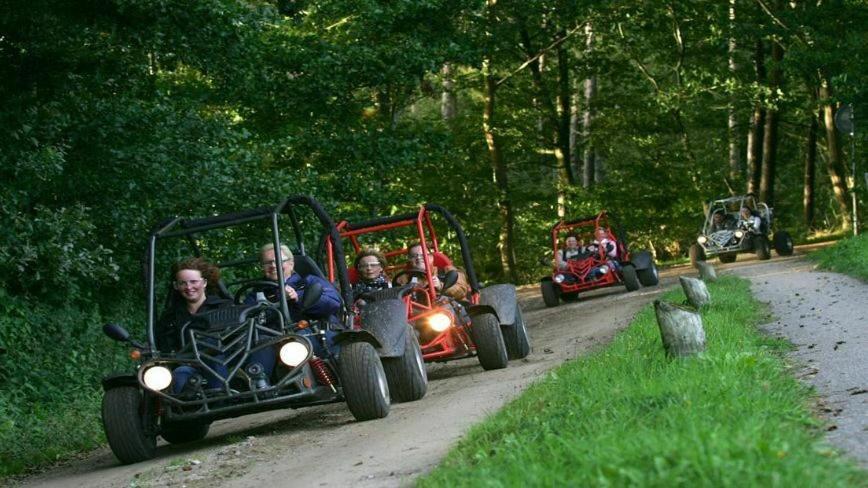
xmin=701 ymin=194 xmax=771 ymax=235
xmin=143 ymin=194 xmax=353 ymax=353
xmin=550 ymin=211 xmax=629 ymax=256
xmin=325 ymin=204 xmax=481 ymax=303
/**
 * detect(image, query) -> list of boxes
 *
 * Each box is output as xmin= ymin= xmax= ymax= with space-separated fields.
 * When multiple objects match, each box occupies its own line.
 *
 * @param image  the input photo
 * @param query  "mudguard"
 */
xmin=357 ymin=298 xmax=411 ymax=358
xmin=629 ymin=251 xmax=654 ymax=271
xmin=478 ymin=284 xmax=517 ymax=325
xmin=101 ymin=373 xmax=139 ymax=391
xmin=333 ymin=329 xmax=383 ymax=350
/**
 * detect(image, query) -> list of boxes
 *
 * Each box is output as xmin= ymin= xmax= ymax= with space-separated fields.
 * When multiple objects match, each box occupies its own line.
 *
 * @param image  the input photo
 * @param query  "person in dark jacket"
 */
xmin=246 ymin=243 xmax=342 ymax=321
xmin=351 ymin=248 xmax=391 ymax=299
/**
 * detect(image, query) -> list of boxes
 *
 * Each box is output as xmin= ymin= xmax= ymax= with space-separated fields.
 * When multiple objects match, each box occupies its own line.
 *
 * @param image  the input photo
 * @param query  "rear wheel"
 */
xmin=689 ymin=244 xmax=706 ymax=268
xmin=755 ymin=235 xmax=771 ymax=260
xmin=382 ymin=325 xmax=428 ymax=403
xmin=540 ymin=278 xmax=559 ymax=308
xmin=471 ymin=313 xmax=508 ymax=370
xmin=160 ymin=421 xmax=210 ymax=445
xmin=622 ymin=264 xmax=641 ymax=292
xmin=637 ymin=261 xmax=659 ymax=286
xmin=502 ymin=306 xmax=530 ymax=360
xmin=718 ymin=253 xmax=737 ymax=263
xmin=340 ymin=342 xmax=390 ymax=421
xmin=102 ymin=387 xmax=157 ymax=464
xmin=773 ymin=231 xmax=794 ymax=256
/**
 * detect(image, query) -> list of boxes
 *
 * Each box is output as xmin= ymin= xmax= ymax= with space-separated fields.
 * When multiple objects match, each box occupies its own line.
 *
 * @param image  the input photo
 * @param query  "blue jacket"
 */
xmin=246 ymin=273 xmax=342 ymax=322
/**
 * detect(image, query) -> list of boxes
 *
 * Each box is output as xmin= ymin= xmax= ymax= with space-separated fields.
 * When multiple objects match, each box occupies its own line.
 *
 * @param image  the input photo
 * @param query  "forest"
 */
xmin=1 ymin=0 xmax=866 ymax=474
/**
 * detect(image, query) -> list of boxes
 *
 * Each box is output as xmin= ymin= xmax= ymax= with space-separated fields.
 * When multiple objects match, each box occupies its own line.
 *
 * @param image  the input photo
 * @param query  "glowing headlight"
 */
xmin=597 ymin=265 xmax=609 ymax=275
xmin=279 ymin=341 xmax=309 ymax=367
xmin=553 ymin=274 xmax=565 ymax=284
xmin=734 ymin=230 xmax=745 ymax=238
xmin=142 ymin=365 xmax=173 ymax=391
xmin=426 ymin=312 xmax=452 ymax=332
xmin=697 ymin=236 xmax=708 ymax=244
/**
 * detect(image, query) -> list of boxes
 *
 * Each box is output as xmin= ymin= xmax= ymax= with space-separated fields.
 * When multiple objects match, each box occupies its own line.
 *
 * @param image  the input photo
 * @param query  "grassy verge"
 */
xmin=419 ymin=276 xmax=864 ymax=487
xmin=808 ymin=234 xmax=868 ymax=281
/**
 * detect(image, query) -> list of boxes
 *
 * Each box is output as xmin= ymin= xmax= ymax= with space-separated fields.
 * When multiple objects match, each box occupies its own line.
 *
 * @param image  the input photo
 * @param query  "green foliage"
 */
xmin=419 ymin=277 xmax=864 ymax=486
xmin=809 ymin=234 xmax=868 ymax=281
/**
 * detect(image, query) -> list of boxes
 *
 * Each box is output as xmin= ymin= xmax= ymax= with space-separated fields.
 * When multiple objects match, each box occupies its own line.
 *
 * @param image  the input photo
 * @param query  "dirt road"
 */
xmin=19 ymin=246 xmax=857 ymax=487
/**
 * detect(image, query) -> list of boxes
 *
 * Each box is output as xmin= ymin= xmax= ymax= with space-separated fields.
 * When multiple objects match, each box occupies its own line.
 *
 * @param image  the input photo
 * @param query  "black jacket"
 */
xmin=155 ymin=295 xmax=231 ymax=353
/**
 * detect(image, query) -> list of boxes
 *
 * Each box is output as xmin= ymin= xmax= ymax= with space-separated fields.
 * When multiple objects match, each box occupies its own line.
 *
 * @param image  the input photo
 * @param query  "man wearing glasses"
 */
xmin=249 ymin=243 xmax=342 ymax=322
xmin=396 ymin=243 xmax=470 ymax=300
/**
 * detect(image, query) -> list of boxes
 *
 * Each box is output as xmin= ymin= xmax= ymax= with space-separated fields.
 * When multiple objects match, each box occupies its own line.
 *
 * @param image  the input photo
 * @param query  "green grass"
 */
xmin=808 ymin=234 xmax=868 ymax=281
xmin=418 ymin=276 xmax=865 ymax=487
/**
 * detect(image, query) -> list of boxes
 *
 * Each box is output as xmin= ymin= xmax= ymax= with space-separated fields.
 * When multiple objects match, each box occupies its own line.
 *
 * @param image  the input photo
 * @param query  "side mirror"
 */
xmin=441 ymin=269 xmax=459 ymax=290
xmin=103 ymin=323 xmax=131 ymax=343
xmin=301 ymin=281 xmax=324 ymax=311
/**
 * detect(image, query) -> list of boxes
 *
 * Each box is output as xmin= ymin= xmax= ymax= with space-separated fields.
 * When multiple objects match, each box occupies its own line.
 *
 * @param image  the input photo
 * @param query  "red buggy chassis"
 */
xmin=322 ymin=204 xmax=530 ymax=370
xmin=540 ymin=211 xmax=659 ymax=307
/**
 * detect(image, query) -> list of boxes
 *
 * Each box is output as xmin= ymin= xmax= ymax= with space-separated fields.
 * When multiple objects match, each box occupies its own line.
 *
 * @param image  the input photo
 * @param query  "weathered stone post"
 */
xmin=654 ymin=300 xmax=706 ymax=357
xmin=696 ymin=261 xmax=717 ymax=282
xmin=680 ymin=276 xmax=711 ymax=309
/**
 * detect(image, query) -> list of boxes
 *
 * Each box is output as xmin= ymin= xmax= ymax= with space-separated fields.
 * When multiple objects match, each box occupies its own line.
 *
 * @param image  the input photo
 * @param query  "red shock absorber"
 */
xmin=309 ymin=356 xmax=337 ymax=393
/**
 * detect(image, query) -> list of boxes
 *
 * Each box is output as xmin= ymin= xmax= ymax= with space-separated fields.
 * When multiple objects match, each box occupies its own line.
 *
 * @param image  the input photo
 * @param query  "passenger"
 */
xmin=352 ymin=248 xmax=391 ymax=299
xmin=584 ymin=228 xmax=620 ymax=279
xmin=739 ymin=207 xmax=762 ymax=234
xmin=556 ymin=234 xmax=586 ymax=270
xmin=247 ymin=243 xmax=342 ymax=322
xmin=394 ymin=243 xmax=470 ymax=300
xmin=157 ymin=257 xmax=271 ymax=394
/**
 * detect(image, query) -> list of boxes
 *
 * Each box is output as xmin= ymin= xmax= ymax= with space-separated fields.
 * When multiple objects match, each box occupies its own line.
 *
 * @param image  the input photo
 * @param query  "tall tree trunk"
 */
xmin=556 ymin=35 xmax=573 ymax=186
xmin=819 ymin=76 xmax=853 ymax=231
xmin=746 ymin=40 xmax=766 ymax=194
xmin=803 ymin=111 xmax=817 ymax=229
xmin=727 ymin=0 xmax=741 ymax=186
xmin=582 ymin=23 xmax=597 ymax=189
xmin=759 ymin=40 xmax=783 ymax=205
xmin=440 ymin=63 xmax=457 ymax=120
xmin=569 ymin=79 xmax=581 ymax=183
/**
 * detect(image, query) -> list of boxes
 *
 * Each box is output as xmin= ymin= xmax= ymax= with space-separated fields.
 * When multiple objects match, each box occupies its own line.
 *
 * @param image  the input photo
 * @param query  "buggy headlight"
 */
xmin=734 ymin=230 xmax=745 ymax=238
xmin=697 ymin=236 xmax=708 ymax=244
xmin=553 ymin=274 xmax=565 ymax=284
xmin=279 ymin=341 xmax=309 ymax=367
xmin=426 ymin=312 xmax=452 ymax=332
xmin=142 ymin=365 xmax=173 ymax=391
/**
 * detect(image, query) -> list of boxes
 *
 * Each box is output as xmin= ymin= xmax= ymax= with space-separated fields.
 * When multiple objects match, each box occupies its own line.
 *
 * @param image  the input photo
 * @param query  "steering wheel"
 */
xmin=391 ymin=269 xmax=430 ymax=288
xmin=232 ymin=279 xmax=280 ymax=305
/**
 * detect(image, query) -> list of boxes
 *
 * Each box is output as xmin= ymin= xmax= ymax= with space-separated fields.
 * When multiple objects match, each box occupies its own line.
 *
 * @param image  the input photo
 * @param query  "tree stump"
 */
xmin=696 ymin=261 xmax=717 ymax=282
xmin=654 ymin=300 xmax=706 ymax=358
xmin=679 ymin=276 xmax=711 ymax=309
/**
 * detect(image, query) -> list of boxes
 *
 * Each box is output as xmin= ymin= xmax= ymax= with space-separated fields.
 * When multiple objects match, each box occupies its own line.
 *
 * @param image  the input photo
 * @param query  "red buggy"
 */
xmin=323 ymin=204 xmax=530 ymax=375
xmin=540 ymin=211 xmax=659 ymax=307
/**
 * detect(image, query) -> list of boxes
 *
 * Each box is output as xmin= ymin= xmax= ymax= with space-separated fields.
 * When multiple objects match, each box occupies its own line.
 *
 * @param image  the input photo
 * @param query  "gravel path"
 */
xmin=733 ymin=257 xmax=868 ymax=468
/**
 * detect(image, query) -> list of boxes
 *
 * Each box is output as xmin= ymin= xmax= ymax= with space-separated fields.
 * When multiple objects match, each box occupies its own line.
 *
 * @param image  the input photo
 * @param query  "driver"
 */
xmin=394 ymin=243 xmax=470 ymax=300
xmin=245 ymin=243 xmax=341 ymax=322
xmin=710 ymin=212 xmax=736 ymax=232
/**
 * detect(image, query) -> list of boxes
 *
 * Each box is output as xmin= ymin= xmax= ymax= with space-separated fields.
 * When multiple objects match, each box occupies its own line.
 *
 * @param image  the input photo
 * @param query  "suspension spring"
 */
xmin=309 ymin=356 xmax=337 ymax=393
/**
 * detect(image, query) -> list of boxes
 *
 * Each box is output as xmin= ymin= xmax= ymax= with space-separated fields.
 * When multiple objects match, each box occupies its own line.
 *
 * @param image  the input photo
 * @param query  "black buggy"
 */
xmin=689 ymin=194 xmax=794 ymax=266
xmin=101 ymin=195 xmax=426 ymax=464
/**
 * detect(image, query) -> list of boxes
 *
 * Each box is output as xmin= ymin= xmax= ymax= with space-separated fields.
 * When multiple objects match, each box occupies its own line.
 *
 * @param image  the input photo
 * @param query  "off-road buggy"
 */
xmin=101 ymin=195 xmax=426 ymax=464
xmin=327 ymin=204 xmax=530 ymax=373
xmin=689 ymin=194 xmax=793 ymax=266
xmin=540 ymin=211 xmax=658 ymax=308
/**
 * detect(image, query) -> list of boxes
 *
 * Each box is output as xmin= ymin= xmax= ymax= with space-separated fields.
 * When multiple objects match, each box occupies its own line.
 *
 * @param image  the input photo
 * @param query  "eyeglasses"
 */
xmin=174 ymin=279 xmax=205 ymax=288
xmin=261 ymin=258 xmax=291 ymax=268
xmin=358 ymin=263 xmax=382 ymax=269
xmin=408 ymin=252 xmax=429 ymax=259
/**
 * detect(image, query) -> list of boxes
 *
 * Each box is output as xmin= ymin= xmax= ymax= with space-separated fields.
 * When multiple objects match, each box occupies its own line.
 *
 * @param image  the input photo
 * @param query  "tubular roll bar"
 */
xmin=144 ymin=194 xmax=353 ymax=354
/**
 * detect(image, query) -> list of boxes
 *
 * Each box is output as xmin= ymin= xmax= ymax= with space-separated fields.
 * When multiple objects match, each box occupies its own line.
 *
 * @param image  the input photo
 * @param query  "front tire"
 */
xmin=471 ymin=313 xmax=508 ymax=370
xmin=636 ymin=261 xmax=659 ymax=286
xmin=622 ymin=264 xmax=641 ymax=292
xmin=689 ymin=244 xmax=706 ymax=268
xmin=340 ymin=342 xmax=390 ymax=421
xmin=382 ymin=325 xmax=428 ymax=403
xmin=160 ymin=421 xmax=211 ymax=445
xmin=773 ymin=231 xmax=794 ymax=256
xmin=540 ymin=278 xmax=559 ymax=308
xmin=502 ymin=306 xmax=530 ymax=360
xmin=102 ymin=387 xmax=157 ymax=464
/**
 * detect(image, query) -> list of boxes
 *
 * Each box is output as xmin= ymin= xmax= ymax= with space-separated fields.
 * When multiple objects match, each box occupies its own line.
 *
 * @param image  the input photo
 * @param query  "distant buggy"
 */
xmin=689 ymin=194 xmax=794 ymax=266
